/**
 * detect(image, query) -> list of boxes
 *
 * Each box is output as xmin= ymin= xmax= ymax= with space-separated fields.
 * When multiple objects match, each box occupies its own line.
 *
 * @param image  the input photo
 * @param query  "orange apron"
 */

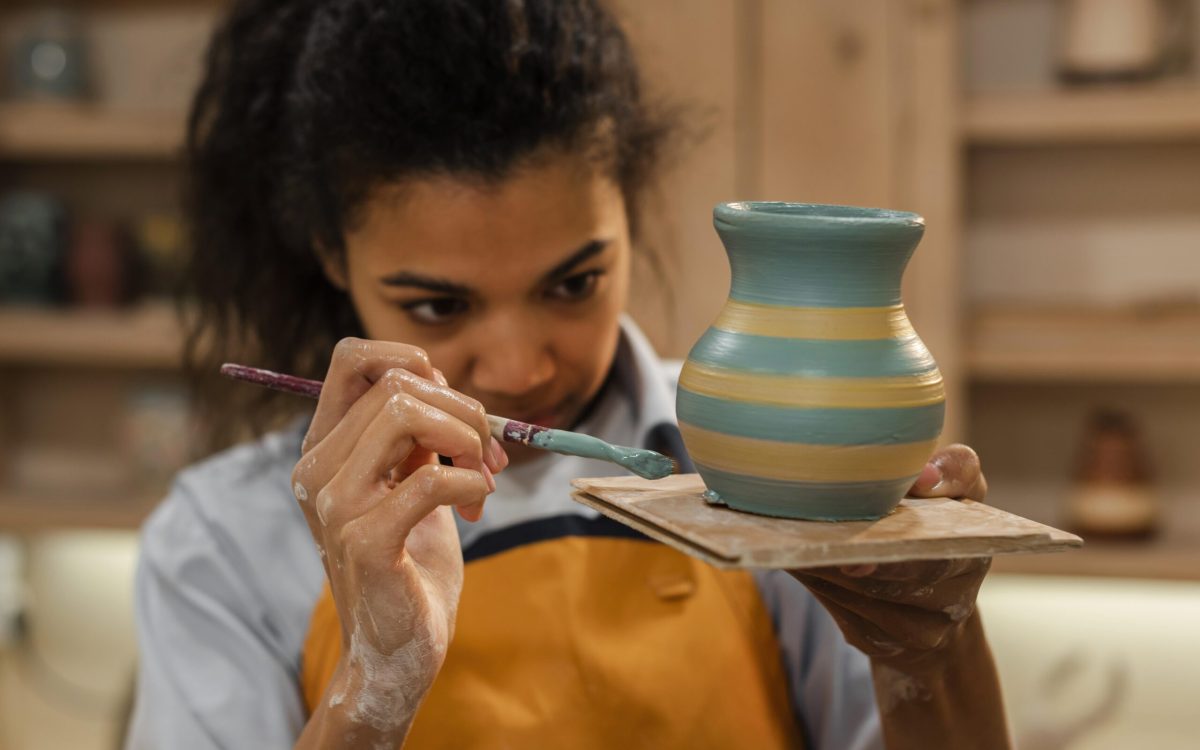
xmin=302 ymin=524 xmax=803 ymax=748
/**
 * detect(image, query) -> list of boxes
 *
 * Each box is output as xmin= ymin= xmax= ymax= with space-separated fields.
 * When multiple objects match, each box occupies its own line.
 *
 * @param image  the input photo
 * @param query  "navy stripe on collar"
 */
xmin=462 ymin=513 xmax=651 ymax=563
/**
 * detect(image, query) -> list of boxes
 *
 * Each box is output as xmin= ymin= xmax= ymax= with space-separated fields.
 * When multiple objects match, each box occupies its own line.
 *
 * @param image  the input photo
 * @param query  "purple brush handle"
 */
xmin=219 ymin=363 xmax=324 ymax=399
xmin=221 ymin=362 xmax=675 ymax=479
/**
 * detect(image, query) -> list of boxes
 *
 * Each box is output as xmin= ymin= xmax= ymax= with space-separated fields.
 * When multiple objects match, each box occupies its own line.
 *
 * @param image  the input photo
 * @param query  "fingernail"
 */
xmin=914 ymin=462 xmax=942 ymax=494
xmin=482 ymin=464 xmax=496 ymax=493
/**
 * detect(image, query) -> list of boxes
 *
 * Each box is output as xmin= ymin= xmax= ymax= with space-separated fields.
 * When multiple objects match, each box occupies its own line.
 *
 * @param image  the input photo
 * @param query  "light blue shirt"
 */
xmin=126 ymin=318 xmax=881 ymax=749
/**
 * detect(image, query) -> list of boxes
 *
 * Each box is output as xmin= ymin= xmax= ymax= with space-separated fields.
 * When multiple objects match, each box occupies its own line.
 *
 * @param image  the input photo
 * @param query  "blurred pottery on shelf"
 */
xmin=64 ymin=219 xmax=137 ymax=307
xmin=1066 ymin=409 xmax=1159 ymax=537
xmin=1058 ymin=0 xmax=1192 ymax=82
xmin=676 ymin=202 xmax=944 ymax=521
xmin=11 ymin=8 xmax=90 ymax=101
xmin=132 ymin=214 xmax=185 ymax=299
xmin=0 ymin=191 xmax=67 ymax=305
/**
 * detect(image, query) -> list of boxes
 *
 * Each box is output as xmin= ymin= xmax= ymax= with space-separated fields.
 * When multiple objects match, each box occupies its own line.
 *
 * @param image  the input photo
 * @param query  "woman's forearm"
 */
xmin=871 ymin=610 xmax=1011 ymax=750
xmin=294 ymin=663 xmax=421 ymax=750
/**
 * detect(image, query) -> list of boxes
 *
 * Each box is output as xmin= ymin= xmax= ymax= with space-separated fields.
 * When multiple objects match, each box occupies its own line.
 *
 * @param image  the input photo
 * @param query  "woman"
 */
xmin=127 ymin=1 xmax=1009 ymax=748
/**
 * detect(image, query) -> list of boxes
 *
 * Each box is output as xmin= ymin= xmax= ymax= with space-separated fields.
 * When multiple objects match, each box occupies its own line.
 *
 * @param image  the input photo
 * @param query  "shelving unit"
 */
xmin=965 ymin=86 xmax=1200 ymax=144
xmin=0 ymin=103 xmax=184 ymax=160
xmin=968 ymin=305 xmax=1200 ymax=382
xmin=0 ymin=305 xmax=186 ymax=531
xmin=993 ymin=540 xmax=1200 ymax=581
xmin=0 ymin=5 xmax=216 ymax=537
xmin=0 ymin=304 xmax=185 ymax=368
xmin=0 ymin=489 xmax=161 ymax=532
xmin=959 ymin=0 xmax=1200 ymax=582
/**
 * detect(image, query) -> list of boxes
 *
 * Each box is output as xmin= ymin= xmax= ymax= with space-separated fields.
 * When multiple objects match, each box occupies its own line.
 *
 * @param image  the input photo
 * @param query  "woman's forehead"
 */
xmin=347 ymin=155 xmax=626 ymax=274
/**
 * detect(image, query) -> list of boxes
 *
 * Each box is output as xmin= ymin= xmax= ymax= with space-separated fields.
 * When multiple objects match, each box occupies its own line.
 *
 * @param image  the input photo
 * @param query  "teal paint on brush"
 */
xmin=676 ymin=389 xmax=945 ymax=445
xmin=715 ymin=202 xmax=924 ymax=308
xmin=486 ymin=416 xmax=675 ymax=480
xmin=687 ymin=327 xmax=937 ymax=378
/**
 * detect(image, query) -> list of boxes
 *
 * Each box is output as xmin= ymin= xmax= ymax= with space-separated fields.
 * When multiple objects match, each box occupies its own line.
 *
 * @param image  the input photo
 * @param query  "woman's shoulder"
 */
xmin=134 ymin=420 xmax=324 ymax=696
xmin=152 ymin=419 xmax=306 ymax=535
xmin=139 ymin=418 xmax=322 ymax=615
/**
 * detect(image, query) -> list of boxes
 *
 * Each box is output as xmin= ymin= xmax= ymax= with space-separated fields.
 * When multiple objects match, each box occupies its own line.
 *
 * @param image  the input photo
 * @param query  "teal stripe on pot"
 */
xmin=676 ymin=388 xmax=945 ymax=445
xmin=694 ymin=463 xmax=919 ymax=521
xmin=686 ymin=327 xmax=937 ymax=378
xmin=714 ymin=202 xmax=925 ymax=308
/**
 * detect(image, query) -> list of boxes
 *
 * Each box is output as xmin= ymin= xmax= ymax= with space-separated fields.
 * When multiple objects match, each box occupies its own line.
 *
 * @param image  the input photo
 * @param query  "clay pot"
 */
xmin=676 ymin=202 xmax=944 ymax=520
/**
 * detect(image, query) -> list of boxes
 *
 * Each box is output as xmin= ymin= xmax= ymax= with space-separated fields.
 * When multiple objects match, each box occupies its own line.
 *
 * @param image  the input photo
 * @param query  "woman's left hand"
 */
xmin=788 ymin=444 xmax=992 ymax=670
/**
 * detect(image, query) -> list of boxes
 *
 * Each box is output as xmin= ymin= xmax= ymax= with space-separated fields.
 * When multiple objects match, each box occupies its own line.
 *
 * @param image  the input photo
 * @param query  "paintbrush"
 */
xmin=219 ymin=363 xmax=676 ymax=480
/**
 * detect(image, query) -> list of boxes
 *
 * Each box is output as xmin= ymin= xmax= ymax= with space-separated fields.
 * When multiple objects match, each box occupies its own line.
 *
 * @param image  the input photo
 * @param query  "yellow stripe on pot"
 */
xmin=678 ymin=423 xmax=938 ymax=483
xmin=678 ymin=362 xmax=945 ymax=409
xmin=713 ymin=301 xmax=914 ymax=340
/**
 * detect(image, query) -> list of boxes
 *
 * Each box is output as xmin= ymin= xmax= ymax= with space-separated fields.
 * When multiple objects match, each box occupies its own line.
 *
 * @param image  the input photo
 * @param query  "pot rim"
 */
xmin=716 ymin=201 xmax=924 ymax=227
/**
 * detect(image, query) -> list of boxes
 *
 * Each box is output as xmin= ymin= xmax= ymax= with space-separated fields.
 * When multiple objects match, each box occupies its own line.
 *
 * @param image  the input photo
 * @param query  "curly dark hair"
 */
xmin=183 ymin=0 xmax=678 ymax=450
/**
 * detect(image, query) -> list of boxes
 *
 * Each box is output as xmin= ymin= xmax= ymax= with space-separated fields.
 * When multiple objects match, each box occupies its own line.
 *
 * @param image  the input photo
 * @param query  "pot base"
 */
xmin=696 ymin=464 xmax=917 ymax=521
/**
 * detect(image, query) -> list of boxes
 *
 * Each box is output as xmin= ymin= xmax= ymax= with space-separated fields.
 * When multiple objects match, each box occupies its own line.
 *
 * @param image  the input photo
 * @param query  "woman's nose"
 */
xmin=468 ymin=329 xmax=556 ymax=396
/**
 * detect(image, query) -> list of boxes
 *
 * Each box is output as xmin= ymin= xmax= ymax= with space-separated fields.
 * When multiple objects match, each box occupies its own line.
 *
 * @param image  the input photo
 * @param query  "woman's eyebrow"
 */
xmin=539 ymin=239 xmax=609 ymax=283
xmin=379 ymin=272 xmax=473 ymax=296
xmin=378 ymin=238 xmax=609 ymax=294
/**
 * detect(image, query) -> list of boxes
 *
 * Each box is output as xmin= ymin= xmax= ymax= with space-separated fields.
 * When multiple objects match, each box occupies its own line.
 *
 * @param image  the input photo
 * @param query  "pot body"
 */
xmin=676 ymin=202 xmax=944 ymax=520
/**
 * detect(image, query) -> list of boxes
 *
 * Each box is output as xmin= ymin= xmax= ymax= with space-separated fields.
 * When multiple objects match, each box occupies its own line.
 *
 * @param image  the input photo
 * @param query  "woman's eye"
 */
xmin=401 ymin=297 xmax=469 ymax=324
xmin=548 ymin=271 xmax=602 ymax=302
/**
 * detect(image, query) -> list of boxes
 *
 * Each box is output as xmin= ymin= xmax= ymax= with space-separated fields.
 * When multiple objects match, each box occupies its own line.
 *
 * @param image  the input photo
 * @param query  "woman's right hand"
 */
xmin=290 ymin=338 xmax=507 ymax=746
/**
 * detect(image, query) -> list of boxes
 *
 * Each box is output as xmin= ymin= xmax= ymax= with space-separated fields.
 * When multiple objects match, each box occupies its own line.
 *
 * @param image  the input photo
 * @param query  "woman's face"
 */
xmin=332 ymin=152 xmax=631 ymax=463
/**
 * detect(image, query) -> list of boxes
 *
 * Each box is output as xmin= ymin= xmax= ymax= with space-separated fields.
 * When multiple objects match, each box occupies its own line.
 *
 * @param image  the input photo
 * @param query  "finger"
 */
xmin=294 ymin=374 xmax=398 ymax=499
xmin=815 ymin=557 xmax=984 ymax=586
xmin=294 ymin=366 xmax=498 ymax=497
xmin=865 ymin=557 xmax=984 ymax=582
xmin=795 ymin=558 xmax=989 ymax=612
xmin=317 ymin=393 xmax=490 ymax=530
xmin=432 ymin=368 xmax=508 ymax=473
xmin=341 ymin=463 xmax=489 ymax=561
xmin=840 ymin=564 xmax=878 ymax=578
xmin=407 ymin=367 xmax=501 ymax=473
xmin=432 ymin=368 xmax=495 ymax=522
xmin=800 ymin=578 xmax=964 ymax=658
xmin=304 ymin=338 xmax=435 ymax=453
xmin=909 ymin=444 xmax=988 ymax=501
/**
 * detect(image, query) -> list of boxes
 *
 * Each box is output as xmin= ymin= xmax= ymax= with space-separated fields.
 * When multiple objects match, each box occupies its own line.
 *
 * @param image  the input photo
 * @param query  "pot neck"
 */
xmin=713 ymin=202 xmax=925 ymax=308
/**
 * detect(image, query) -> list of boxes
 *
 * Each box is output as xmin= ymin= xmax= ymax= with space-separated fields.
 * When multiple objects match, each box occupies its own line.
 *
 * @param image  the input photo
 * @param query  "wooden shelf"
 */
xmin=965 ymin=86 xmax=1200 ymax=145
xmin=0 ymin=303 xmax=185 ymax=369
xmin=0 ymin=489 xmax=160 ymax=532
xmin=981 ymin=481 xmax=1200 ymax=581
xmin=992 ymin=539 xmax=1200 ymax=581
xmin=967 ymin=305 xmax=1200 ymax=382
xmin=0 ymin=102 xmax=184 ymax=160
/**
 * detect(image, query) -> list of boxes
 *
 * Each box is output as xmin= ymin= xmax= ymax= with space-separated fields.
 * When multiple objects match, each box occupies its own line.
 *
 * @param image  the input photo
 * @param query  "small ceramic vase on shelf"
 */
xmin=0 ymin=191 xmax=68 ymax=305
xmin=1057 ymin=0 xmax=1192 ymax=83
xmin=676 ymin=202 xmax=944 ymax=521
xmin=12 ymin=9 xmax=90 ymax=101
xmin=1066 ymin=409 xmax=1158 ymax=538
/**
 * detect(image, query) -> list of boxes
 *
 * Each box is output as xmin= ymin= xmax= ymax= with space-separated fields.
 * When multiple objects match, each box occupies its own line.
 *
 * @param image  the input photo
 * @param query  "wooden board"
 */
xmin=571 ymin=474 xmax=1082 ymax=570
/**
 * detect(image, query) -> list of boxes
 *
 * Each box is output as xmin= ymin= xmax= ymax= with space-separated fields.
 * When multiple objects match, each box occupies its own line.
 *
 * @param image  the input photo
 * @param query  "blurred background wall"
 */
xmin=0 ymin=1 xmax=1198 ymax=748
